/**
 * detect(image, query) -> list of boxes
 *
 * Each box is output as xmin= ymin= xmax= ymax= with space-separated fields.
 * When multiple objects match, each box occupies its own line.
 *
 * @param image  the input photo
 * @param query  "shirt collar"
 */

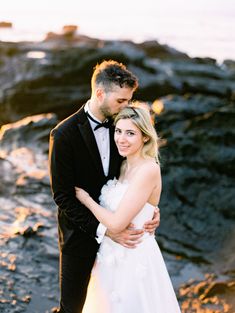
xmin=84 ymin=100 xmax=103 ymax=124
xmin=84 ymin=100 xmax=109 ymax=131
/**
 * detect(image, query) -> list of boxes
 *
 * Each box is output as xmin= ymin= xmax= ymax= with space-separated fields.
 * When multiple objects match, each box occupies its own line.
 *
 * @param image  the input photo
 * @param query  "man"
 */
xmin=49 ymin=60 xmax=160 ymax=313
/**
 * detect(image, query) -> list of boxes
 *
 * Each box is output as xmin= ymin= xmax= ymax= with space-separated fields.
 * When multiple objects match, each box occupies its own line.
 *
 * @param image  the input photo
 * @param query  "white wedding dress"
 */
xmin=82 ymin=179 xmax=181 ymax=313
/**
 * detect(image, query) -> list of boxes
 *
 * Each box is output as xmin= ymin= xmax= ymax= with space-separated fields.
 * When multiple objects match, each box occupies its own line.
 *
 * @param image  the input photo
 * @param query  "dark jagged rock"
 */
xmin=0 ymin=114 xmax=59 ymax=313
xmin=0 ymin=35 xmax=235 ymax=312
xmin=0 ymin=36 xmax=234 ymax=126
xmin=179 ymin=275 xmax=235 ymax=312
xmin=138 ymin=40 xmax=190 ymax=60
xmin=154 ymin=95 xmax=235 ymax=259
xmin=0 ymin=113 xmax=58 ymax=155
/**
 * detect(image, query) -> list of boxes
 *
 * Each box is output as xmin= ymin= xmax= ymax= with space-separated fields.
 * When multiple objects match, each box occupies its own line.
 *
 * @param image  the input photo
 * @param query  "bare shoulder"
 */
xmin=137 ymin=159 xmax=161 ymax=179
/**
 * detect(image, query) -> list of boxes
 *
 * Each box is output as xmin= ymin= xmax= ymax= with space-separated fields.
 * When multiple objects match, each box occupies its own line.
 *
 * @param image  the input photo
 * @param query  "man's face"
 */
xmin=99 ymin=85 xmax=134 ymax=119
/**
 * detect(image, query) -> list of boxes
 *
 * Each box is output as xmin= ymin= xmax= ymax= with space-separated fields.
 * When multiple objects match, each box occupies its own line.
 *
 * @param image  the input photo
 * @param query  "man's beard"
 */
xmin=100 ymin=102 xmax=115 ymax=120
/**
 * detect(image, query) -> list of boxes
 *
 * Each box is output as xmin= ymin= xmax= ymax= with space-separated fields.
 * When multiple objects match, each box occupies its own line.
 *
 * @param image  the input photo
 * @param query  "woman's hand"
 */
xmin=75 ymin=187 xmax=90 ymax=206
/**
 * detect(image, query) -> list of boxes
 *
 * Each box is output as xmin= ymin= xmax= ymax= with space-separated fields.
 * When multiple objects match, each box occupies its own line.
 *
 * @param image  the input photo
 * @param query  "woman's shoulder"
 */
xmin=140 ymin=158 xmax=160 ymax=171
xmin=136 ymin=159 xmax=161 ymax=180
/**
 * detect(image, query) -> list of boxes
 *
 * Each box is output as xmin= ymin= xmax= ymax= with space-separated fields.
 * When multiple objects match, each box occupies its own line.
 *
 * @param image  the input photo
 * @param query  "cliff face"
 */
xmin=0 ymin=36 xmax=234 ymax=312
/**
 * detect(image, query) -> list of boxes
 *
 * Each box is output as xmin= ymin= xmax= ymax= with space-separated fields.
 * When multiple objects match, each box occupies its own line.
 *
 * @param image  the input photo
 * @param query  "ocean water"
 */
xmin=0 ymin=1 xmax=235 ymax=63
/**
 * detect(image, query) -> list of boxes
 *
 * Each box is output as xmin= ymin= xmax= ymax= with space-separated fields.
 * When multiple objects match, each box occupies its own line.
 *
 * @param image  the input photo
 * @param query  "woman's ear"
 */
xmin=143 ymin=137 xmax=149 ymax=143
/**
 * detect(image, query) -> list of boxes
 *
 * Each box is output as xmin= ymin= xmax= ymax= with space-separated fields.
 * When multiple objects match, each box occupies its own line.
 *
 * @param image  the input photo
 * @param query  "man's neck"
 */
xmin=88 ymin=99 xmax=106 ymax=122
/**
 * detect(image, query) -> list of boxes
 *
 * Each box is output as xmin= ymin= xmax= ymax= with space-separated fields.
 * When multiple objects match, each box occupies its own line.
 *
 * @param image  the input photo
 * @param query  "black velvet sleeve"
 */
xmin=49 ymin=128 xmax=99 ymax=238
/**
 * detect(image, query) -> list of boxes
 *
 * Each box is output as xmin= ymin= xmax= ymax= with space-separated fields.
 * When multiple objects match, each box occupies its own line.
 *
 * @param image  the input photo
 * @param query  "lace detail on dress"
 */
xmin=99 ymin=178 xmax=129 ymax=213
xmin=95 ymin=178 xmax=150 ymax=283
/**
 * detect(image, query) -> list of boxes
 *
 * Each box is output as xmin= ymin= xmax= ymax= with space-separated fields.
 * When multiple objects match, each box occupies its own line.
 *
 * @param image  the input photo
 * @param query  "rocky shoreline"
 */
xmin=0 ymin=34 xmax=235 ymax=312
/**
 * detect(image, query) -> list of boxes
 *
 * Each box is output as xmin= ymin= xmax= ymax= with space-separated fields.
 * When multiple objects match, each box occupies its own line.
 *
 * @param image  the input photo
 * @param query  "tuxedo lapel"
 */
xmin=108 ymin=126 xmax=121 ymax=177
xmin=77 ymin=108 xmax=105 ymax=176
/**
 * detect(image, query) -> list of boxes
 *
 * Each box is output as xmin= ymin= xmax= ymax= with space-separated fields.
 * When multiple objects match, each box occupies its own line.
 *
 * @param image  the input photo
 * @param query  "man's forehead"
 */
xmin=110 ymin=84 xmax=133 ymax=93
xmin=111 ymin=87 xmax=133 ymax=98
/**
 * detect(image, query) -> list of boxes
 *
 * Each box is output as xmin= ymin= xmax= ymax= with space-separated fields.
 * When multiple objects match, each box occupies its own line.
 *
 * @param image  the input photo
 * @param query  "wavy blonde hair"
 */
xmin=114 ymin=102 xmax=160 ymax=163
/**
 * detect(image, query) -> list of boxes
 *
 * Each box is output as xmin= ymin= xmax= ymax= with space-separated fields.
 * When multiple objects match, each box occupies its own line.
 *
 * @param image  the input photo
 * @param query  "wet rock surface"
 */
xmin=0 ymin=114 xmax=59 ymax=313
xmin=0 ymin=36 xmax=235 ymax=126
xmin=0 ymin=35 xmax=235 ymax=312
xmin=154 ymin=94 xmax=235 ymax=312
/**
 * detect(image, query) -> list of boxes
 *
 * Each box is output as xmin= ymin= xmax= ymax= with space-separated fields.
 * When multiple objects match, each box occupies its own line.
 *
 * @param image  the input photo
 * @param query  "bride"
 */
xmin=76 ymin=105 xmax=181 ymax=313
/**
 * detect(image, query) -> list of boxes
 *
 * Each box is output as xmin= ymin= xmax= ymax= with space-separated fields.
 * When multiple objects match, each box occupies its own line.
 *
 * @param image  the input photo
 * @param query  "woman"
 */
xmin=76 ymin=105 xmax=181 ymax=313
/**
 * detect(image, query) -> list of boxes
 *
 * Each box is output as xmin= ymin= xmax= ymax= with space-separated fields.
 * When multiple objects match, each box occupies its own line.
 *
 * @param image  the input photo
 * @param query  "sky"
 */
xmin=1 ymin=0 xmax=233 ymax=21
xmin=0 ymin=0 xmax=235 ymax=61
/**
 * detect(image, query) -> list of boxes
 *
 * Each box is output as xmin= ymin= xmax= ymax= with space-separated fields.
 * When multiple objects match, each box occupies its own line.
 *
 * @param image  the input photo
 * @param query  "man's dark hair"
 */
xmin=91 ymin=60 xmax=138 ymax=92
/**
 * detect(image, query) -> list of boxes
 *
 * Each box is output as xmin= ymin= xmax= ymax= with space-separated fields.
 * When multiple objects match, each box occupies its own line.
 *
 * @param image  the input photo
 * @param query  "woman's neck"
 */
xmin=122 ymin=155 xmax=145 ymax=180
xmin=126 ymin=155 xmax=143 ymax=171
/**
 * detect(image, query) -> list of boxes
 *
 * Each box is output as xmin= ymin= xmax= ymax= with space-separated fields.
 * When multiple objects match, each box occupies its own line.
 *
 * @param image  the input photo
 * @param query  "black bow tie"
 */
xmin=86 ymin=112 xmax=113 ymax=131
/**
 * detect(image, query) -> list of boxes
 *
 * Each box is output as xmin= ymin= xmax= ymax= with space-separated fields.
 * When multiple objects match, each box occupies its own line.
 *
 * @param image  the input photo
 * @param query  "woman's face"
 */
xmin=114 ymin=118 xmax=145 ymax=157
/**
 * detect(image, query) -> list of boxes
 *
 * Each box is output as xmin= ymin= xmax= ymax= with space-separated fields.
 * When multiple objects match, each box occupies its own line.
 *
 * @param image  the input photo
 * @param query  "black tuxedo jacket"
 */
xmin=49 ymin=105 xmax=122 ymax=257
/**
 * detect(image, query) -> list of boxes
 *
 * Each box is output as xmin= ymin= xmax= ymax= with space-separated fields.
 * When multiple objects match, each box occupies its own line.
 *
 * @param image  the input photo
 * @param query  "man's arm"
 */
xmin=106 ymin=224 xmax=144 ymax=248
xmin=75 ymin=163 xmax=161 ymax=234
xmin=107 ymin=208 xmax=160 ymax=248
xmin=49 ymin=128 xmax=99 ymax=237
xmin=144 ymin=207 xmax=160 ymax=234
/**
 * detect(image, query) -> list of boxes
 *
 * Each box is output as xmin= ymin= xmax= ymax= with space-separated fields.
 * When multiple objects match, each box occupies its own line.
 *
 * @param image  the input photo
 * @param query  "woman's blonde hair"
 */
xmin=114 ymin=102 xmax=160 ymax=163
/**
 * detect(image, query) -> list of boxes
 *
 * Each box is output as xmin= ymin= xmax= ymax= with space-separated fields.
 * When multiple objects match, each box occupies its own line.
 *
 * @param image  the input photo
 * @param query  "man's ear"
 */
xmin=96 ymin=88 xmax=105 ymax=102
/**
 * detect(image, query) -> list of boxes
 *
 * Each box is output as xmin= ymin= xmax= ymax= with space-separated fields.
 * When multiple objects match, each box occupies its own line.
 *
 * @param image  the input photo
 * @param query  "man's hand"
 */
xmin=106 ymin=223 xmax=144 ymax=249
xmin=143 ymin=207 xmax=160 ymax=235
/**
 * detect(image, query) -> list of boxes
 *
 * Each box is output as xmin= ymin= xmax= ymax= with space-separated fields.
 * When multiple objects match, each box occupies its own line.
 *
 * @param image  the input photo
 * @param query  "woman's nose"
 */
xmin=118 ymin=133 xmax=126 ymax=142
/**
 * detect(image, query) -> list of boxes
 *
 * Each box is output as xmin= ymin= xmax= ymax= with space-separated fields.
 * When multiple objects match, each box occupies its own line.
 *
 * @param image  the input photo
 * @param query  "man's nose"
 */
xmin=121 ymin=101 xmax=129 ymax=109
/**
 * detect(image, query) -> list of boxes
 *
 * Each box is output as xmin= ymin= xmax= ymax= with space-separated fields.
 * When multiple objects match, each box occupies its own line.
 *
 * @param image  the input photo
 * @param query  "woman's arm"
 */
xmin=75 ymin=163 xmax=161 ymax=234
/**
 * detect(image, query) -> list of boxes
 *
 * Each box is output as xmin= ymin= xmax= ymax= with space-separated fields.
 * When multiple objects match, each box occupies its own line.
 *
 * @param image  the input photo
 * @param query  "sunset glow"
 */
xmin=0 ymin=0 xmax=235 ymax=60
xmin=152 ymin=100 xmax=164 ymax=115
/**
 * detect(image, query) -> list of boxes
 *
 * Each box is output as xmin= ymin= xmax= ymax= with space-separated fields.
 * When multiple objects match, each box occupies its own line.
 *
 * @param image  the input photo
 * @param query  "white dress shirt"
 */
xmin=84 ymin=101 xmax=109 ymax=243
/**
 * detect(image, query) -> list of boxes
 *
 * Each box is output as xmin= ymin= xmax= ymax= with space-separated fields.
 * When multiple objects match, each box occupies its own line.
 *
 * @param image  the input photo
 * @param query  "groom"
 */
xmin=49 ymin=60 xmax=160 ymax=313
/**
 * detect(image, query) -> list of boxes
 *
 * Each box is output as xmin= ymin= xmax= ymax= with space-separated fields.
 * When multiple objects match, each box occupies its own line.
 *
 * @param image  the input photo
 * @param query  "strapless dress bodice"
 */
xmin=99 ymin=178 xmax=155 ymax=229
